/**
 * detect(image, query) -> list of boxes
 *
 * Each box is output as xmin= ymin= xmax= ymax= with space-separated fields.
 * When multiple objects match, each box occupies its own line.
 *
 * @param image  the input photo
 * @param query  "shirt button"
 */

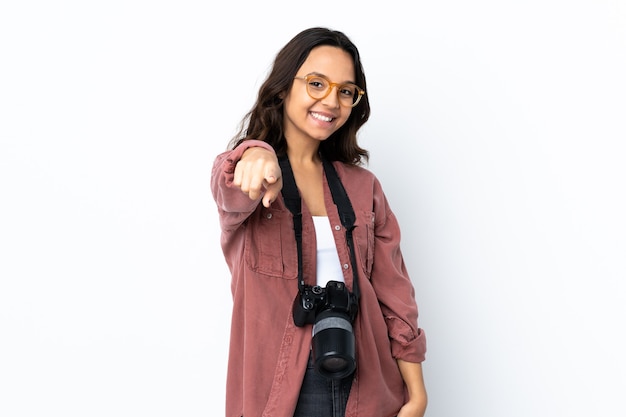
xmin=266 ymin=212 xmax=273 ymax=219
xmin=343 ymin=263 xmax=349 ymax=270
xmin=334 ymin=225 xmax=341 ymax=231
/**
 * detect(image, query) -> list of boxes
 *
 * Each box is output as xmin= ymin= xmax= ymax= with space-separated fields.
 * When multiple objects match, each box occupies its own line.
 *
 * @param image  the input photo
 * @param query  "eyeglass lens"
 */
xmin=306 ymin=76 xmax=361 ymax=106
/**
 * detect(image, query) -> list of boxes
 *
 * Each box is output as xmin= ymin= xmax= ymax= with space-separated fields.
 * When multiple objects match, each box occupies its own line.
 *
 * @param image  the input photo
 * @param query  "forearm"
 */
xmin=396 ymin=359 xmax=427 ymax=417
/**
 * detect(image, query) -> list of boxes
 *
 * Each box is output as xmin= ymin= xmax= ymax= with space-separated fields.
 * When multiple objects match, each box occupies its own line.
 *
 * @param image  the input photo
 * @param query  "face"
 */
xmin=283 ymin=45 xmax=356 ymax=146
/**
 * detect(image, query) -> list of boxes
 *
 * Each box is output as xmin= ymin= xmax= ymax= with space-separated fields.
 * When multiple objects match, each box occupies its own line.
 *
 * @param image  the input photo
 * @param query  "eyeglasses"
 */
xmin=294 ymin=73 xmax=365 ymax=108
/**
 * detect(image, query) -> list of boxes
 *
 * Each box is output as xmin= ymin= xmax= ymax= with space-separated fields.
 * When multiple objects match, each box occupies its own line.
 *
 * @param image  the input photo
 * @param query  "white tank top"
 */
xmin=312 ymin=216 xmax=344 ymax=287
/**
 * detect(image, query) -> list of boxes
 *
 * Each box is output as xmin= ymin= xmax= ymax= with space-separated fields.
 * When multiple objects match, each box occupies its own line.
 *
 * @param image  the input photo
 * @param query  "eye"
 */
xmin=339 ymin=85 xmax=356 ymax=98
xmin=307 ymin=77 xmax=328 ymax=91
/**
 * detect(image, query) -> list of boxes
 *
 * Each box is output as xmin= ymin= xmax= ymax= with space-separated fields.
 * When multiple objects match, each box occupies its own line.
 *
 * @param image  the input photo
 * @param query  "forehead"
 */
xmin=298 ymin=45 xmax=356 ymax=82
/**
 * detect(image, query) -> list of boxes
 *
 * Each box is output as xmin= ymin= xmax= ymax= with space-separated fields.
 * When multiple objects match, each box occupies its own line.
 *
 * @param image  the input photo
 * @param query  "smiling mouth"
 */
xmin=310 ymin=112 xmax=334 ymax=122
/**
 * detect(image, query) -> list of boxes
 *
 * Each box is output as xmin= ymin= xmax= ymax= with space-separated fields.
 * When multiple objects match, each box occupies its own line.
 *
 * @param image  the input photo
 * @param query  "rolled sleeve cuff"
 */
xmin=387 ymin=317 xmax=427 ymax=362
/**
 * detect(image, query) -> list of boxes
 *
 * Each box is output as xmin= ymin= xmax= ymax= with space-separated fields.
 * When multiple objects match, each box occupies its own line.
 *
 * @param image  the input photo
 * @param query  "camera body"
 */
xmin=292 ymin=280 xmax=358 ymax=326
xmin=292 ymin=280 xmax=358 ymax=379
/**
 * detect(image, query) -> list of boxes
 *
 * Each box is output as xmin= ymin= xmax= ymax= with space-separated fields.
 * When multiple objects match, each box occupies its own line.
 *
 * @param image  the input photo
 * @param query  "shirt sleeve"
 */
xmin=370 ymin=177 xmax=427 ymax=363
xmin=210 ymin=140 xmax=276 ymax=233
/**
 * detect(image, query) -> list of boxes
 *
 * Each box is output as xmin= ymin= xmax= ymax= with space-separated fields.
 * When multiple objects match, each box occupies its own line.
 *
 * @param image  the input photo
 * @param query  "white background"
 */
xmin=1 ymin=1 xmax=625 ymax=416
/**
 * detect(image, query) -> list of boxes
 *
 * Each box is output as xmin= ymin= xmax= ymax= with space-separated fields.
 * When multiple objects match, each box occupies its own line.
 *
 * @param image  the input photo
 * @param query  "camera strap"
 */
xmin=278 ymin=154 xmax=361 ymax=301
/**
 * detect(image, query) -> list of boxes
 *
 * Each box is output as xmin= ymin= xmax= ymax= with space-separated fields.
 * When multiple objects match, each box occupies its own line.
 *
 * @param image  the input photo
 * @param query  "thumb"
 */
xmin=264 ymin=165 xmax=281 ymax=184
xmin=262 ymin=177 xmax=283 ymax=208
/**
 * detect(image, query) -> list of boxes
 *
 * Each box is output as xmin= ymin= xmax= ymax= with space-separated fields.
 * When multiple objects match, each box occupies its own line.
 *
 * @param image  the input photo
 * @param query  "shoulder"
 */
xmin=333 ymin=162 xmax=385 ymax=196
xmin=333 ymin=161 xmax=378 ymax=183
xmin=332 ymin=162 xmax=390 ymax=209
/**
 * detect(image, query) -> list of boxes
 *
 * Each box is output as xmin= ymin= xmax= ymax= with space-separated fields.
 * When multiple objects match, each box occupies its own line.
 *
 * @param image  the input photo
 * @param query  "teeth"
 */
xmin=311 ymin=112 xmax=333 ymax=122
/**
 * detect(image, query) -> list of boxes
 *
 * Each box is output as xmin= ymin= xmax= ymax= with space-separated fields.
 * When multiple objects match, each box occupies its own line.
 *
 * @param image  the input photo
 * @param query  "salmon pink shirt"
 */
xmin=211 ymin=140 xmax=426 ymax=417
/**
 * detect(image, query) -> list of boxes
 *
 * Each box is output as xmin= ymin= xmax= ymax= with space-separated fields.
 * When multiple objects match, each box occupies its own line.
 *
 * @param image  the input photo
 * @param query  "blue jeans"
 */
xmin=293 ymin=353 xmax=354 ymax=417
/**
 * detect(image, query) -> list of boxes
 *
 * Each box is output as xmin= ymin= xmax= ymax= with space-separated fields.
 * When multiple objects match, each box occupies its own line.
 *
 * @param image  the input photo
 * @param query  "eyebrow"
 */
xmin=307 ymin=72 xmax=357 ymax=85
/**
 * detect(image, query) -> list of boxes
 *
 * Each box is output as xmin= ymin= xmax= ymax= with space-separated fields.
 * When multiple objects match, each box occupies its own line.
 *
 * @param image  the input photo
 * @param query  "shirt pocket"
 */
xmin=353 ymin=210 xmax=375 ymax=278
xmin=244 ymin=207 xmax=297 ymax=279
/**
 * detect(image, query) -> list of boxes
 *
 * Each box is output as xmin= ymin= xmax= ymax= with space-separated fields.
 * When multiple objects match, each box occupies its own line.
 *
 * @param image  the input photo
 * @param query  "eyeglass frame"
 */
xmin=293 ymin=73 xmax=365 ymax=108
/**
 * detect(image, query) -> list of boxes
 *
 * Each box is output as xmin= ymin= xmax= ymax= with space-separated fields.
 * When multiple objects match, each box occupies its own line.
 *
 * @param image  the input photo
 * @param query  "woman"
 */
xmin=211 ymin=27 xmax=427 ymax=417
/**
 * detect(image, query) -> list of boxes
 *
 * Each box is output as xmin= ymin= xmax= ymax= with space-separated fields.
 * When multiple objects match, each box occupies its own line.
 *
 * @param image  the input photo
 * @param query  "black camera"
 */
xmin=293 ymin=280 xmax=358 ymax=379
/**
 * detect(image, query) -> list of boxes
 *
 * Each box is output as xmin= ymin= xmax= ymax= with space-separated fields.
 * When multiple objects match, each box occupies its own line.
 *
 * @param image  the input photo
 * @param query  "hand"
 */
xmin=396 ymin=398 xmax=427 ymax=417
xmin=233 ymin=147 xmax=282 ymax=207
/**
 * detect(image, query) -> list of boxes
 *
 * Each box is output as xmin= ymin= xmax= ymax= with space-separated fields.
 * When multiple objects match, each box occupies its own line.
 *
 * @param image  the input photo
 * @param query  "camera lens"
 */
xmin=320 ymin=356 xmax=350 ymax=373
xmin=312 ymin=310 xmax=356 ymax=379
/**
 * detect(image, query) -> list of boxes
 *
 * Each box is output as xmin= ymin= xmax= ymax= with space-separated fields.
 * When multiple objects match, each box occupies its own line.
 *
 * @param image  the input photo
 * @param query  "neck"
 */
xmin=285 ymin=138 xmax=321 ymax=166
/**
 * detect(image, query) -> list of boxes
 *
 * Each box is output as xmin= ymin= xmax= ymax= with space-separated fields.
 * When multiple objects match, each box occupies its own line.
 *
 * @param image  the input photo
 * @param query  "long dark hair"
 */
xmin=229 ymin=27 xmax=370 ymax=165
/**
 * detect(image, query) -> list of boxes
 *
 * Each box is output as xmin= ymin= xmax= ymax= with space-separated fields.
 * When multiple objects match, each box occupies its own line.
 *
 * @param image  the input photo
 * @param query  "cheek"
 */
xmin=336 ymin=109 xmax=353 ymax=127
xmin=284 ymin=93 xmax=315 ymax=116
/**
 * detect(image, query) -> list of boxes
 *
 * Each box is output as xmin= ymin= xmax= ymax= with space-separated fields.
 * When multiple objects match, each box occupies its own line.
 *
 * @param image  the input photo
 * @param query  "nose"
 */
xmin=321 ymin=86 xmax=340 ymax=108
